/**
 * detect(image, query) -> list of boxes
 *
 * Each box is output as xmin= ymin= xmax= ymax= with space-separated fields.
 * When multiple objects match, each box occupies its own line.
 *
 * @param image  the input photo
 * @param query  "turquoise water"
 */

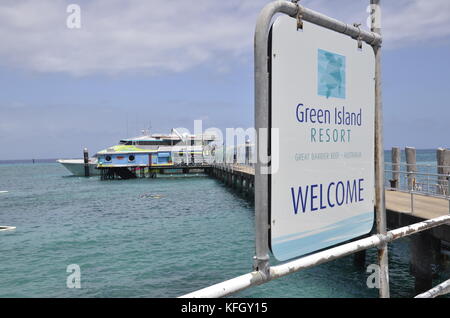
xmin=384 ymin=148 xmax=437 ymax=166
xmin=0 ymin=156 xmax=448 ymax=298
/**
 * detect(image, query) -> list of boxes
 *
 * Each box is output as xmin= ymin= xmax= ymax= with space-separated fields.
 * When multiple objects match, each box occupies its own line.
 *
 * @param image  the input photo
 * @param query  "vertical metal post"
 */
xmin=254 ymin=3 xmax=273 ymax=277
xmin=371 ymin=0 xmax=390 ymax=298
xmin=254 ymin=1 xmax=297 ymax=277
xmin=83 ymin=148 xmax=90 ymax=177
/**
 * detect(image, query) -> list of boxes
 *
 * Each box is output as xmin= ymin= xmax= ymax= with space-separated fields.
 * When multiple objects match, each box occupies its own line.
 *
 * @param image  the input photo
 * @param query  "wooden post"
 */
xmin=391 ymin=147 xmax=400 ymax=189
xmin=223 ymin=145 xmax=226 ymax=164
xmin=245 ymin=141 xmax=250 ymax=165
xmin=437 ymin=148 xmax=450 ymax=195
xmin=83 ymin=148 xmax=90 ymax=177
xmin=410 ymin=232 xmax=433 ymax=294
xmin=353 ymin=250 xmax=366 ymax=269
xmin=405 ymin=147 xmax=416 ymax=191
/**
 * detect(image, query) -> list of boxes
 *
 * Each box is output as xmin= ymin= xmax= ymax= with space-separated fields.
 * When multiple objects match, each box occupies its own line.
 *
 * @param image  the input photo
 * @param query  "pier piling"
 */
xmin=208 ymin=164 xmax=254 ymax=199
xmin=410 ymin=232 xmax=433 ymax=294
xmin=353 ymin=250 xmax=366 ymax=269
xmin=405 ymin=147 xmax=417 ymax=191
xmin=391 ymin=147 xmax=400 ymax=189
xmin=437 ymin=148 xmax=450 ymax=195
xmin=83 ymin=148 xmax=90 ymax=177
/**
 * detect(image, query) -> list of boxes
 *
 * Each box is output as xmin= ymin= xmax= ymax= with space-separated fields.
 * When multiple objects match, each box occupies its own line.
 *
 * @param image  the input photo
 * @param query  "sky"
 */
xmin=0 ymin=0 xmax=449 ymax=160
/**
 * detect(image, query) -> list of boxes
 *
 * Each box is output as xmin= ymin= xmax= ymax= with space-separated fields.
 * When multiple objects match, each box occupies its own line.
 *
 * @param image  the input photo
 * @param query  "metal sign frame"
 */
xmin=268 ymin=15 xmax=376 ymax=261
xmin=253 ymin=0 xmax=389 ymax=297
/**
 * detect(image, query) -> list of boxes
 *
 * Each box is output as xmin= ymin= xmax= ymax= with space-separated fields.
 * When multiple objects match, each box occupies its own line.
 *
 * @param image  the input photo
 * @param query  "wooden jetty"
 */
xmin=206 ymin=146 xmax=450 ymax=294
xmin=206 ymin=164 xmax=255 ymax=198
xmin=386 ymin=191 xmax=449 ymax=220
xmin=386 ymin=190 xmax=450 ymax=293
xmin=99 ymin=164 xmax=212 ymax=180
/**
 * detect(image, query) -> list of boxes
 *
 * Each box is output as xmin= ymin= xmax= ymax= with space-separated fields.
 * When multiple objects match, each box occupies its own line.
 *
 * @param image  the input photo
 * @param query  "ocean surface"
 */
xmin=0 ymin=150 xmax=448 ymax=298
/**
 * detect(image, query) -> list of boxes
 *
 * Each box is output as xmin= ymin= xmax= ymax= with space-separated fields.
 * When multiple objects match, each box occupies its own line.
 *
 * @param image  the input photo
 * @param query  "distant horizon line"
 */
xmin=0 ymin=148 xmax=445 ymax=163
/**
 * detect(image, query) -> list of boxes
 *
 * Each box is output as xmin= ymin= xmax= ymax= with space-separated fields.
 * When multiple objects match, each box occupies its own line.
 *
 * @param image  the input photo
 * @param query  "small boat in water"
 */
xmin=0 ymin=225 xmax=16 ymax=232
xmin=57 ymin=158 xmax=100 ymax=176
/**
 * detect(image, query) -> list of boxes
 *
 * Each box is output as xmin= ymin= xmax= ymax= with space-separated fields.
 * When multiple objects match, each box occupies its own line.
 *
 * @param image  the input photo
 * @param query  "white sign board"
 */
xmin=270 ymin=16 xmax=375 ymax=261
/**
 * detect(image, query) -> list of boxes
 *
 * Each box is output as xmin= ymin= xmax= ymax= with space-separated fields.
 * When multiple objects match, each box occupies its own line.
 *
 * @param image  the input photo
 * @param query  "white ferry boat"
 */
xmin=58 ymin=129 xmax=216 ymax=176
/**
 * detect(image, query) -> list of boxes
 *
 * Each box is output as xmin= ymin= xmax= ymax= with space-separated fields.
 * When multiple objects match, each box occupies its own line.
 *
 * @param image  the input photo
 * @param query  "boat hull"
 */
xmin=57 ymin=159 xmax=100 ymax=176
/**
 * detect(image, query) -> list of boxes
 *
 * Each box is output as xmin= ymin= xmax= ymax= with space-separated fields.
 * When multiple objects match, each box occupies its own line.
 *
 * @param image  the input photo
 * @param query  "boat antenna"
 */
xmin=126 ymin=113 xmax=129 ymax=138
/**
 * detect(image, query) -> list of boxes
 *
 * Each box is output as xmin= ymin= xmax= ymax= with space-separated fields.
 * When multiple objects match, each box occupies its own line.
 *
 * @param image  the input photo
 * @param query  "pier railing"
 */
xmin=385 ymin=162 xmax=450 ymax=198
xmin=415 ymin=278 xmax=450 ymax=298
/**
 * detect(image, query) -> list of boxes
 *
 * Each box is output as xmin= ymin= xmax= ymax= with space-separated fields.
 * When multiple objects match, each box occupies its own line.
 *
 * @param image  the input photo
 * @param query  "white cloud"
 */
xmin=0 ymin=0 xmax=448 ymax=76
xmin=302 ymin=0 xmax=450 ymax=48
xmin=0 ymin=0 xmax=267 ymax=76
xmin=381 ymin=0 xmax=450 ymax=48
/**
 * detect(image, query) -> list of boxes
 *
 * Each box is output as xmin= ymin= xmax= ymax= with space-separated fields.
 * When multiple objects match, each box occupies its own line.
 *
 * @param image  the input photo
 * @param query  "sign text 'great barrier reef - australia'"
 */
xmin=269 ymin=15 xmax=375 ymax=261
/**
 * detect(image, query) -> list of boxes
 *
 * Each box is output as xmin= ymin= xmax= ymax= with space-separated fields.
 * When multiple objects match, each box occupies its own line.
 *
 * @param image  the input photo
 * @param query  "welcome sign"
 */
xmin=269 ymin=16 xmax=375 ymax=261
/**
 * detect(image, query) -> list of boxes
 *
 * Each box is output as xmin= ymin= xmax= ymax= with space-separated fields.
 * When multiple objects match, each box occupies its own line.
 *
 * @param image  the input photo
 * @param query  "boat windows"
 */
xmin=105 ymin=155 xmax=112 ymax=161
xmin=119 ymin=140 xmax=182 ymax=146
xmin=128 ymin=155 xmax=135 ymax=162
xmin=136 ymin=141 xmax=161 ymax=145
xmin=135 ymin=140 xmax=176 ymax=146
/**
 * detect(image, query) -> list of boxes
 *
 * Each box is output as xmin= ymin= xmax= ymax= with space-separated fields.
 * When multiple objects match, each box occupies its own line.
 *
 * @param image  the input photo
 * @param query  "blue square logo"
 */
xmin=318 ymin=49 xmax=346 ymax=99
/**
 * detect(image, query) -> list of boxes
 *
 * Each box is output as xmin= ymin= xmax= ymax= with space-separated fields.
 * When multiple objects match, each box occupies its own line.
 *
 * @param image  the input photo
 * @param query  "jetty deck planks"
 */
xmin=386 ymin=190 xmax=449 ymax=219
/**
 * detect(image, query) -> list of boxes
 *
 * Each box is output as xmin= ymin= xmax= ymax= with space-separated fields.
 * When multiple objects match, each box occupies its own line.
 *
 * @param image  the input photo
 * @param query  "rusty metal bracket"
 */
xmin=292 ymin=0 xmax=303 ymax=30
xmin=353 ymin=23 xmax=363 ymax=49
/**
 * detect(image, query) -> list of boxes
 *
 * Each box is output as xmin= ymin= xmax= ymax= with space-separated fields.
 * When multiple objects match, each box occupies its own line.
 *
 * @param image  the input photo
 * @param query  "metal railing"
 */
xmin=180 ymin=215 xmax=450 ymax=298
xmin=385 ymin=162 xmax=450 ymax=198
xmin=384 ymin=162 xmax=450 ymax=215
xmin=212 ymin=144 xmax=256 ymax=168
xmin=415 ymin=278 xmax=450 ymax=298
xmin=211 ymin=162 xmax=255 ymax=176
